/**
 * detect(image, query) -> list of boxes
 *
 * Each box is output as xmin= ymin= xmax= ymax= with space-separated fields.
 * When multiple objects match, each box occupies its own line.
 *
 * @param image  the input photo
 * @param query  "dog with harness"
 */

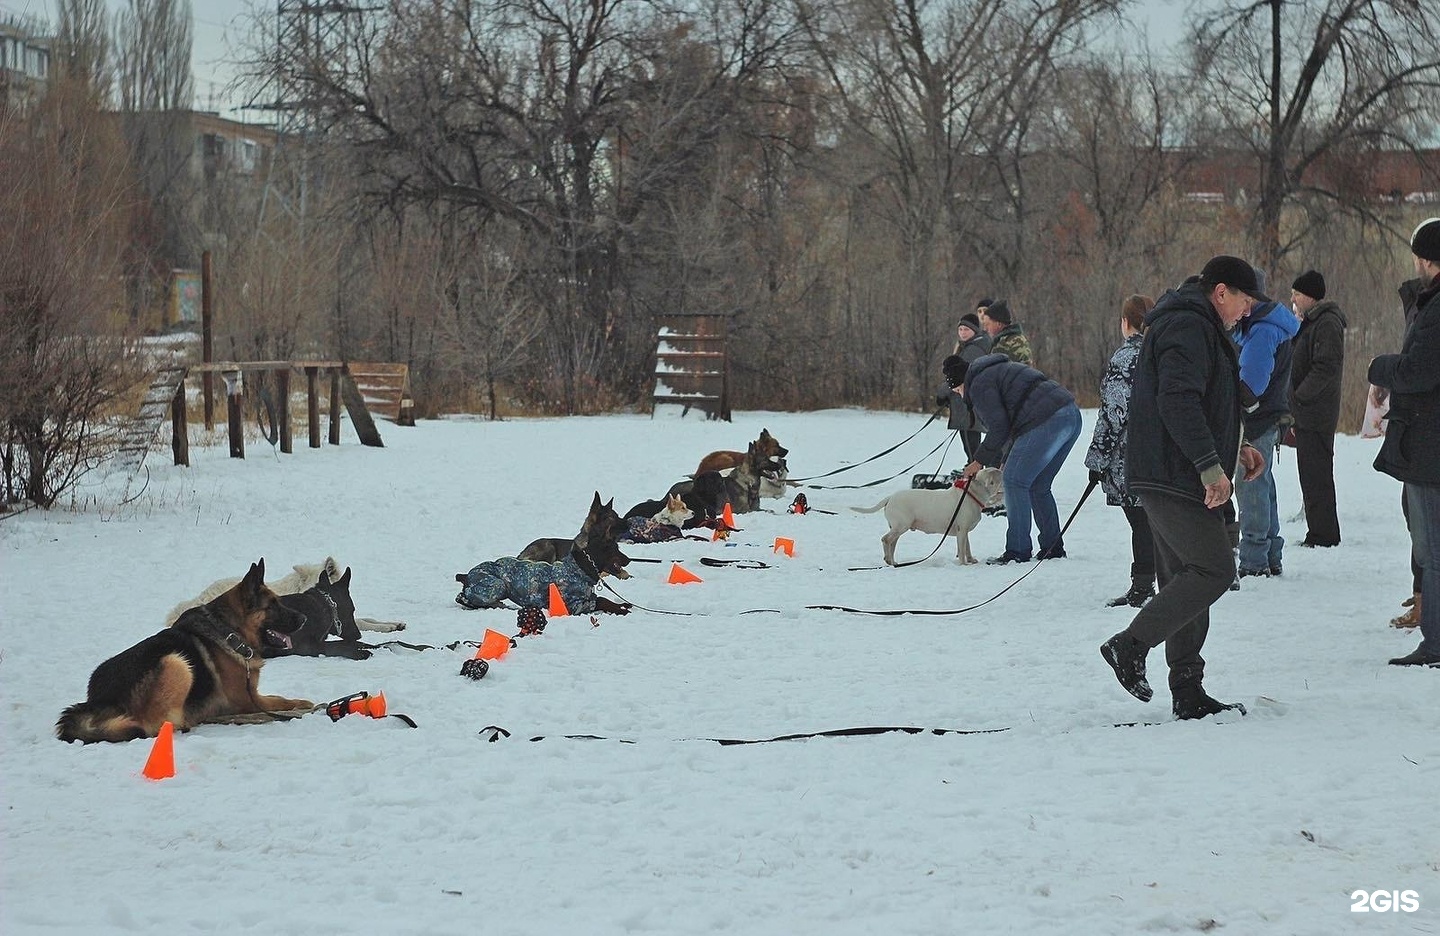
xmin=852 ymin=467 xmax=1005 ymax=565
xmin=516 ymin=493 xmax=631 ymax=578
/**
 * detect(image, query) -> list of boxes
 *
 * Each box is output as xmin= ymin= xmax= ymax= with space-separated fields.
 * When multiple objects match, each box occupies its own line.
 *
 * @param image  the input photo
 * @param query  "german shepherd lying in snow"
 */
xmin=516 ymin=493 xmax=631 ymax=578
xmin=267 ymin=567 xmax=374 ymax=660
xmin=57 ymin=559 xmax=314 ymax=743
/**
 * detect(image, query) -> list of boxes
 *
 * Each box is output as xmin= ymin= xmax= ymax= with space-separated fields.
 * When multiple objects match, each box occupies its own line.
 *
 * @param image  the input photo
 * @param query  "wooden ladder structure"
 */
xmin=345 ymin=362 xmax=414 ymax=425
xmin=113 ymin=365 xmax=188 ymax=477
xmin=651 ymin=313 xmax=731 ymax=420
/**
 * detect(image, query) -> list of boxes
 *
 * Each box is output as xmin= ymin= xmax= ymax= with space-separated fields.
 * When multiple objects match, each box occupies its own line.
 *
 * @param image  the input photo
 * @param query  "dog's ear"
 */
xmin=760 ymin=428 xmax=771 ymax=441
xmin=591 ymin=491 xmax=603 ymax=511
xmin=243 ymin=559 xmax=266 ymax=592
xmin=318 ymin=569 xmax=332 ymax=587
xmin=339 ymin=567 xmax=352 ymax=587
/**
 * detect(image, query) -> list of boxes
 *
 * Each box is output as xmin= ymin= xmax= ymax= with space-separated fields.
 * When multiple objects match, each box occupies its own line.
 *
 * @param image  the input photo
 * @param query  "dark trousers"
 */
xmin=1295 ymin=428 xmax=1340 ymax=546
xmin=1127 ymin=490 xmax=1235 ymax=691
xmin=1403 ymin=484 xmax=1423 ymax=593
xmin=960 ymin=430 xmax=982 ymax=461
xmin=1122 ymin=504 xmax=1156 ymax=585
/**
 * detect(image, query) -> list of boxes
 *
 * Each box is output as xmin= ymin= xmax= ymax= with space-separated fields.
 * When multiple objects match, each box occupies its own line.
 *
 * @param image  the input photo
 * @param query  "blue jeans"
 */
xmin=1003 ymin=403 xmax=1082 ymax=557
xmin=1236 ymin=427 xmax=1282 ymax=572
xmin=1406 ymin=483 xmax=1440 ymax=656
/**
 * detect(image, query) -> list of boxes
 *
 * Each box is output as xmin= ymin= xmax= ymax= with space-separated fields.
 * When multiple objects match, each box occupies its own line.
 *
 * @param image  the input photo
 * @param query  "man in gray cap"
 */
xmin=1100 ymin=255 xmax=1267 ymax=718
xmin=1371 ymin=219 xmax=1440 ymax=667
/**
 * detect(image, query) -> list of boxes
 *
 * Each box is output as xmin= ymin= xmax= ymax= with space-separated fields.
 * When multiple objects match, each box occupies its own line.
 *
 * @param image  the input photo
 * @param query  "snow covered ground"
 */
xmin=2 ymin=408 xmax=1436 ymax=935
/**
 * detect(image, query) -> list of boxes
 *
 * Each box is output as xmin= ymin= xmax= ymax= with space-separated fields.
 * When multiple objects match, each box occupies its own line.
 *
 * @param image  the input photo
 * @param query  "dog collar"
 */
xmin=318 ymin=590 xmax=342 ymax=637
xmin=186 ymin=606 xmax=256 ymax=661
xmin=571 ymin=546 xmax=600 ymax=582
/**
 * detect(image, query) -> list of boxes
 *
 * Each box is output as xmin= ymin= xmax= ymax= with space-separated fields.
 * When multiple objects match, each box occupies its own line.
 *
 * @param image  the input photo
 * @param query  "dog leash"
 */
xmin=910 ymin=431 xmax=963 ymax=489
xmin=477 ymin=724 xmax=1011 ymax=744
xmin=802 ymin=433 xmax=955 ymax=490
xmin=845 ymin=478 xmax=991 ymax=571
xmin=809 ymin=479 xmax=1098 ymax=615
xmin=786 ymin=408 xmax=946 ymax=483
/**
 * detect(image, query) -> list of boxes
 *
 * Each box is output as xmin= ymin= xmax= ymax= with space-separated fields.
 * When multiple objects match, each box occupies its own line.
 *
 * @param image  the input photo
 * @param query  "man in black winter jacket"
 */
xmin=1371 ymin=219 xmax=1440 ymax=667
xmin=1288 ymin=270 xmax=1346 ymax=547
xmin=1101 ymin=256 xmax=1267 ymax=720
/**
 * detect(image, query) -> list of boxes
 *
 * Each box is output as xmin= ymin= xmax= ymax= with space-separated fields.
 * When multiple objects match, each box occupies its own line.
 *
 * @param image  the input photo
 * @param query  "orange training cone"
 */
xmin=548 ymin=583 xmax=570 ymax=617
xmin=773 ymin=537 xmax=794 ymax=557
xmin=142 ymin=721 xmax=176 ymax=781
xmin=478 ymin=628 xmax=511 ymax=660
xmin=668 ymin=563 xmax=703 ymax=585
xmin=721 ymin=503 xmax=736 ymax=529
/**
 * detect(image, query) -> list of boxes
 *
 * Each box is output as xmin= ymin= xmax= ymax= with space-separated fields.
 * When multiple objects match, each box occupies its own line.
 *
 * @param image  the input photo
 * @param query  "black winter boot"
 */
xmin=1171 ymin=686 xmax=1247 ymax=720
xmin=1106 ymin=581 xmax=1156 ymax=608
xmin=1100 ymin=631 xmax=1152 ymax=702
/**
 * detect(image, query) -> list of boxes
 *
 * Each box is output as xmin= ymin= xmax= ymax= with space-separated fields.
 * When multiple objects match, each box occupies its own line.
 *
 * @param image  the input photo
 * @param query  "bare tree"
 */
xmin=54 ymin=0 xmax=112 ymax=103
xmin=1189 ymin=0 xmax=1440 ymax=276
xmin=0 ymin=80 xmax=140 ymax=510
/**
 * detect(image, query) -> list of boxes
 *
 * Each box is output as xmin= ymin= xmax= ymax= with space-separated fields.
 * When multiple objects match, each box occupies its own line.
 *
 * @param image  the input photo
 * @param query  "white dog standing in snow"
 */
xmin=852 ymin=468 xmax=1005 ymax=565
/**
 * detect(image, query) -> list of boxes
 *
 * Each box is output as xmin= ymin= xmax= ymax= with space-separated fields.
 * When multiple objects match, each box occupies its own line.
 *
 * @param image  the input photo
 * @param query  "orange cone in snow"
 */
xmin=548 ymin=583 xmax=570 ymax=617
xmin=668 ymin=563 xmax=703 ymax=585
xmin=142 ymin=721 xmax=175 ymax=781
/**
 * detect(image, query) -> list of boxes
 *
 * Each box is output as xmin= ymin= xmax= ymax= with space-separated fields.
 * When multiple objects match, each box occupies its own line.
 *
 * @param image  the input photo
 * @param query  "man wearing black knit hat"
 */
xmin=1100 ymin=255 xmax=1268 ymax=719
xmin=978 ymin=299 xmax=1034 ymax=366
xmin=1288 ymin=269 xmax=1347 ymax=548
xmin=1370 ymin=219 xmax=1440 ymax=667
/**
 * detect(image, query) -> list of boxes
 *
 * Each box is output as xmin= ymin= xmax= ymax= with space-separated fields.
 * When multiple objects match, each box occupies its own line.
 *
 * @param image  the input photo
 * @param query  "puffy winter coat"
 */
xmin=1233 ymin=299 xmax=1299 ymax=439
xmin=1289 ymin=300 xmax=1347 ymax=434
xmin=1084 ymin=333 xmax=1143 ymax=507
xmin=1370 ymin=274 xmax=1440 ymax=487
xmin=963 ymin=354 xmax=1074 ymax=467
xmin=1124 ymin=283 xmax=1243 ymax=505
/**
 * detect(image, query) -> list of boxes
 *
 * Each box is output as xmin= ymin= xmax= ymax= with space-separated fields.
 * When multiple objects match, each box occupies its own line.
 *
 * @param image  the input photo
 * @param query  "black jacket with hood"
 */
xmin=1124 ymin=282 xmax=1243 ymax=505
xmin=1369 ymin=273 xmax=1440 ymax=486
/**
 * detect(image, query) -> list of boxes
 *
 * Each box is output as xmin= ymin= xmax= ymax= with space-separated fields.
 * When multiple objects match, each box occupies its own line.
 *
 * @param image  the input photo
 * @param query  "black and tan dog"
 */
xmin=516 ymin=493 xmax=631 ymax=579
xmin=56 ymin=559 xmax=314 ymax=743
xmin=265 ymin=567 xmax=374 ymax=661
xmin=696 ymin=428 xmax=788 ymax=476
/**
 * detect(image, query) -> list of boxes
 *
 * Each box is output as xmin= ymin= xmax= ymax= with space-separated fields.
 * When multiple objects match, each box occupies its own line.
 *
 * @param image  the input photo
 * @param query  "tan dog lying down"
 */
xmin=852 ymin=468 xmax=1004 ymax=565
xmin=163 ymin=557 xmax=405 ymax=632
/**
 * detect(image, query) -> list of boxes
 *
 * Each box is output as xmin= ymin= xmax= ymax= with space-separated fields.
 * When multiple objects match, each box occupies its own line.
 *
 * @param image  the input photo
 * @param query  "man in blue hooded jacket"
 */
xmin=1233 ymin=272 xmax=1300 ymax=579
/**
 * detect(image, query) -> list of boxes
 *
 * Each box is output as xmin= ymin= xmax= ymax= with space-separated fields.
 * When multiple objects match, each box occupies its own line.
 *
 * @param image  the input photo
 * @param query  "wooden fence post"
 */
xmin=328 ymin=369 xmax=342 ymax=445
xmin=223 ymin=370 xmax=244 ymax=459
xmin=306 ymin=366 xmax=320 ymax=448
xmin=170 ymin=379 xmax=189 ymax=467
xmin=277 ymin=368 xmax=292 ymax=454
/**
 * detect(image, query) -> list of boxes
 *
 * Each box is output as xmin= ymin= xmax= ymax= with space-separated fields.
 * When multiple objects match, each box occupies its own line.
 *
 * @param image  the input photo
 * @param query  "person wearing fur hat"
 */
xmin=978 ymin=299 xmax=1034 ymax=366
xmin=1287 ymin=269 xmax=1347 ymax=548
xmin=1370 ymin=218 xmax=1440 ymax=667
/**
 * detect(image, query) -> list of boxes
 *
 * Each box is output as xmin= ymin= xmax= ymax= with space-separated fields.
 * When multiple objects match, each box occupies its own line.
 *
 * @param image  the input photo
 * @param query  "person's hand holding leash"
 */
xmin=961 ymin=460 xmax=982 ymax=480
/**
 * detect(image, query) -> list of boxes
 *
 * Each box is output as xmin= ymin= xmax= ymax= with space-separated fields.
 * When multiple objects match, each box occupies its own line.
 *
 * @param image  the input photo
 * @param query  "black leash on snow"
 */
xmin=786 ymin=408 xmax=946 ymax=484
xmin=909 ymin=431 xmax=963 ymax=489
xmin=477 ymin=724 xmax=1012 ymax=744
xmin=802 ymin=432 xmax=956 ymax=490
xmin=807 ymin=478 xmax=1099 ymax=615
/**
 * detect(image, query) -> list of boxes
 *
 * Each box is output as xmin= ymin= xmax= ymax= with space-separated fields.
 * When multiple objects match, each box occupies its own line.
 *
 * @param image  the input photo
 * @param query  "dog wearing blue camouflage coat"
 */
xmin=455 ymin=518 xmax=633 ymax=615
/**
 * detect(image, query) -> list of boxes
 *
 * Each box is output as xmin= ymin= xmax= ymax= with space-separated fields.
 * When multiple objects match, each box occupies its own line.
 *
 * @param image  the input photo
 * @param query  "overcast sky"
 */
xmin=0 ymin=0 xmax=1199 ymax=122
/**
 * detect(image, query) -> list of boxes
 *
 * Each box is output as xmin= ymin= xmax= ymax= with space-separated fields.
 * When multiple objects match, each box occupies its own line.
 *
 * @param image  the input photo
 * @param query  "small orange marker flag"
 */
xmin=721 ymin=503 xmax=736 ymax=529
xmin=710 ymin=526 xmax=729 ymax=542
xmin=477 ymin=628 xmax=511 ymax=660
xmin=668 ymin=563 xmax=703 ymax=585
xmin=142 ymin=721 xmax=176 ymax=781
xmin=548 ymin=583 xmax=570 ymax=617
xmin=773 ymin=537 xmax=795 ymax=557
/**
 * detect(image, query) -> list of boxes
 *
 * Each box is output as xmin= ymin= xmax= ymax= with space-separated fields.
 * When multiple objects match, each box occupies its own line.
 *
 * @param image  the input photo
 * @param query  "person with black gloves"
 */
xmin=938 ymin=311 xmax=992 ymax=461
xmin=1084 ymin=294 xmax=1156 ymax=608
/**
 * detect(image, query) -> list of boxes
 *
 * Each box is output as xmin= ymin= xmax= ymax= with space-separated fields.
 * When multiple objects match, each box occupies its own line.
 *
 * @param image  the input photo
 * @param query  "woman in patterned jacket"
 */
xmin=1084 ymin=294 xmax=1155 ymax=608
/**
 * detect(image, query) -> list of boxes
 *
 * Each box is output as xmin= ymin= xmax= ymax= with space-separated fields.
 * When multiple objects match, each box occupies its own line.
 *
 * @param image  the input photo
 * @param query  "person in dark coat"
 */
xmin=940 ymin=312 xmax=992 ymax=461
xmin=1100 ymin=256 xmax=1267 ymax=720
xmin=1370 ymin=218 xmax=1440 ymax=667
xmin=1233 ymin=273 xmax=1300 ymax=579
xmin=1287 ymin=269 xmax=1347 ymax=547
xmin=956 ymin=353 xmax=1081 ymax=564
xmin=1084 ymin=294 xmax=1156 ymax=608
